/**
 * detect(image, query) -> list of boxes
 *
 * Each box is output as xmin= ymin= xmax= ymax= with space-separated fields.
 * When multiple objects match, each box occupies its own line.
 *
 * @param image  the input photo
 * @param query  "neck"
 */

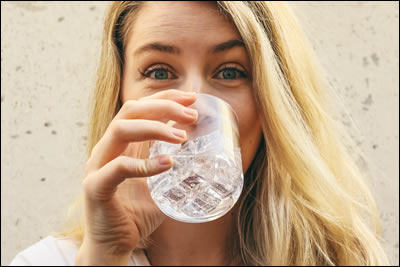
xmin=145 ymin=207 xmax=241 ymax=266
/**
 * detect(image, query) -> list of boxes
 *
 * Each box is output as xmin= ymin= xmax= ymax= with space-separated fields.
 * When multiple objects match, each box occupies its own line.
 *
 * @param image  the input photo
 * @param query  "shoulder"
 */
xmin=9 ymin=235 xmax=150 ymax=266
xmin=9 ymin=236 xmax=80 ymax=266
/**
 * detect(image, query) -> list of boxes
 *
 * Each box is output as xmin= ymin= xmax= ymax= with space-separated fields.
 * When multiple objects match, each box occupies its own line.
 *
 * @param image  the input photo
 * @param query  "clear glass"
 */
xmin=147 ymin=93 xmax=244 ymax=223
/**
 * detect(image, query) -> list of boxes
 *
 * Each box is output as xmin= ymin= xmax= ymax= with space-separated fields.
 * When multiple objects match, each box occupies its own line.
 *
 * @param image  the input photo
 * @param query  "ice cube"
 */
xmin=195 ymin=130 xmax=221 ymax=155
xmin=172 ymin=156 xmax=195 ymax=182
xmin=196 ymin=190 xmax=221 ymax=211
xmin=163 ymin=187 xmax=186 ymax=203
xmin=193 ymin=198 xmax=215 ymax=213
xmin=150 ymin=141 xmax=180 ymax=157
xmin=148 ymin=172 xmax=169 ymax=191
xmin=190 ymin=156 xmax=215 ymax=182
xmin=211 ymin=182 xmax=233 ymax=198
xmin=214 ymin=155 xmax=234 ymax=183
xmin=180 ymin=140 xmax=196 ymax=154
xmin=181 ymin=201 xmax=204 ymax=217
xmin=179 ymin=174 xmax=205 ymax=192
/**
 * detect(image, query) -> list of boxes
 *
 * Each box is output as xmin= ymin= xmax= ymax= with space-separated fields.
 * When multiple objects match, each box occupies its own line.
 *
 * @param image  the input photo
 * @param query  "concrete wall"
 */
xmin=1 ymin=1 xmax=398 ymax=265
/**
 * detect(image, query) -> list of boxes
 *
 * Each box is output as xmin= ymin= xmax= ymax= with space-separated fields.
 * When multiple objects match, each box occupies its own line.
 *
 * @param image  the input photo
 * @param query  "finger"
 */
xmin=111 ymin=119 xmax=187 ymax=143
xmin=139 ymin=89 xmax=197 ymax=106
xmin=89 ymin=119 xmax=186 ymax=171
xmin=114 ymin=99 xmax=198 ymax=124
xmin=83 ymin=155 xmax=173 ymax=201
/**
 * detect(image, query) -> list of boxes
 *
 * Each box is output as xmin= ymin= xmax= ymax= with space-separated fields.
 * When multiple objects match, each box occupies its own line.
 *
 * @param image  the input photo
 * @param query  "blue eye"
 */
xmin=140 ymin=66 xmax=175 ymax=80
xmin=153 ymin=68 xmax=169 ymax=79
xmin=215 ymin=67 xmax=247 ymax=80
xmin=222 ymin=69 xmax=237 ymax=79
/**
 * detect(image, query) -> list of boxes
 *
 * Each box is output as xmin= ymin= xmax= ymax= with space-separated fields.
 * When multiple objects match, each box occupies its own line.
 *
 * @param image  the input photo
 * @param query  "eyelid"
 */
xmin=217 ymin=63 xmax=244 ymax=70
xmin=140 ymin=63 xmax=177 ymax=79
xmin=214 ymin=63 xmax=249 ymax=78
xmin=217 ymin=63 xmax=247 ymax=73
xmin=144 ymin=63 xmax=174 ymax=74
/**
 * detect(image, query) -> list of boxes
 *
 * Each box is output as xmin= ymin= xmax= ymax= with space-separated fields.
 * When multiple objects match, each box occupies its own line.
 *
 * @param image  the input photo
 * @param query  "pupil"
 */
xmin=155 ymin=69 xmax=168 ymax=79
xmin=223 ymin=69 xmax=236 ymax=79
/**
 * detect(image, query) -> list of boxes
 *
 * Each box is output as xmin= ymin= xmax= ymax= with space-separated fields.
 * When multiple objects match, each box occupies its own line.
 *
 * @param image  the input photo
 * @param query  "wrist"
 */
xmin=76 ymin=239 xmax=132 ymax=266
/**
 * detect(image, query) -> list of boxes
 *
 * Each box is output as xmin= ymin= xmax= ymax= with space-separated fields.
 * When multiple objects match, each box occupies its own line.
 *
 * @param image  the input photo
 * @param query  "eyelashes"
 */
xmin=139 ymin=65 xmax=176 ymax=80
xmin=214 ymin=66 xmax=248 ymax=80
xmin=139 ymin=63 xmax=249 ymax=81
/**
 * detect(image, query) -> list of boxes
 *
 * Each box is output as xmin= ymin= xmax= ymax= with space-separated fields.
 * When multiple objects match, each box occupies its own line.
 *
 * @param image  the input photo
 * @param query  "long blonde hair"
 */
xmin=57 ymin=1 xmax=389 ymax=265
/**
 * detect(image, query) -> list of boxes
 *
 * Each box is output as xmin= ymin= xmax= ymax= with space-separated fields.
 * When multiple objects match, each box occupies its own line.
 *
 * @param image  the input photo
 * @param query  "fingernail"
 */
xmin=183 ymin=107 xmax=198 ymax=118
xmin=158 ymin=155 xmax=171 ymax=166
xmin=172 ymin=128 xmax=186 ymax=139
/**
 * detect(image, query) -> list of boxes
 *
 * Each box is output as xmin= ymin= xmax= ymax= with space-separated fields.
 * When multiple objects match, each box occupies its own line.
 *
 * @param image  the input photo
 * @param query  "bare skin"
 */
xmin=76 ymin=2 xmax=262 ymax=266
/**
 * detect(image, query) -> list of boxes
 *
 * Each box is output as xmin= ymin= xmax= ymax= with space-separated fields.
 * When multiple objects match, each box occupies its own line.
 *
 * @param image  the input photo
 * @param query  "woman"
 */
xmin=10 ymin=1 xmax=389 ymax=265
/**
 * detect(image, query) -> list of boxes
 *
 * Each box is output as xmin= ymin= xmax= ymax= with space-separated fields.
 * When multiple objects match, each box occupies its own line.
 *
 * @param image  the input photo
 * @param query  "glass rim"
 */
xmin=193 ymin=93 xmax=240 ymax=125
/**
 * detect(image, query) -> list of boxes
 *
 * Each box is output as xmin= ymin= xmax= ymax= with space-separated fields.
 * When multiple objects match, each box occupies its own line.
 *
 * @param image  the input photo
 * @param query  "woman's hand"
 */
xmin=75 ymin=90 xmax=198 ymax=265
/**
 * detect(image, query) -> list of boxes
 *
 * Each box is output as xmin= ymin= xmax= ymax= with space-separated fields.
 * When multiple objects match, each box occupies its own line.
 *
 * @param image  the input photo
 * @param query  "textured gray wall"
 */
xmin=1 ymin=1 xmax=398 ymax=265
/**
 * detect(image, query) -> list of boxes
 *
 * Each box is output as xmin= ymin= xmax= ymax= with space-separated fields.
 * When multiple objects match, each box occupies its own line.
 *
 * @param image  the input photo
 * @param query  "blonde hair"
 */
xmin=57 ymin=1 xmax=390 ymax=265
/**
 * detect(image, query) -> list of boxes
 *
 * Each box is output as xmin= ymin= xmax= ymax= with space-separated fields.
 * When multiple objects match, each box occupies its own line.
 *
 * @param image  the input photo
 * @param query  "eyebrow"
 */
xmin=134 ymin=39 xmax=245 ymax=57
xmin=211 ymin=39 xmax=245 ymax=53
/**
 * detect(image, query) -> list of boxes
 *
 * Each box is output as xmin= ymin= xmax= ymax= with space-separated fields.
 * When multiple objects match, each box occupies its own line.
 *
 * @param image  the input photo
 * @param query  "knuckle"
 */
xmin=81 ymin=174 xmax=95 ymax=195
xmin=136 ymin=160 xmax=150 ymax=177
xmin=110 ymin=119 xmax=124 ymax=138
xmin=116 ymin=99 xmax=139 ymax=120
xmin=85 ymin=151 xmax=100 ymax=176
xmin=81 ymin=174 xmax=104 ymax=200
xmin=126 ymin=100 xmax=139 ymax=114
xmin=121 ymin=99 xmax=137 ymax=112
xmin=115 ymin=156 xmax=132 ymax=175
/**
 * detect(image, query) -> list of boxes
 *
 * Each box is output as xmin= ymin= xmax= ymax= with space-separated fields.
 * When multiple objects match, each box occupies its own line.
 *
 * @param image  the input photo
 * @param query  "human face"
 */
xmin=121 ymin=1 xmax=262 ymax=173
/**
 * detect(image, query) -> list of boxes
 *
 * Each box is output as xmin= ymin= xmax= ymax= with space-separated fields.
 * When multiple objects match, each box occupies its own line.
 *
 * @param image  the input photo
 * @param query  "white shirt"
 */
xmin=9 ymin=236 xmax=150 ymax=266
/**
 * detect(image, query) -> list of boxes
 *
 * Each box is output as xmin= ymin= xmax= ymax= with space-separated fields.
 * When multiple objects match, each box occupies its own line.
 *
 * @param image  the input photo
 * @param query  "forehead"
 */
xmin=127 ymin=1 xmax=241 ymax=50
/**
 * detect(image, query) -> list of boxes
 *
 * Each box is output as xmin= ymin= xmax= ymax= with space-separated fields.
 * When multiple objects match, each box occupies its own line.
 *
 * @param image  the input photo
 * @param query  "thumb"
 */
xmin=134 ymin=154 xmax=174 ymax=177
xmin=83 ymin=155 xmax=173 ymax=201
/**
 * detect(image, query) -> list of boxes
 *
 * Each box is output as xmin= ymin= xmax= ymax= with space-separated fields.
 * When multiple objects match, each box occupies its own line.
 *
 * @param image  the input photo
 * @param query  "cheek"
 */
xmin=231 ymin=98 xmax=262 ymax=173
xmin=121 ymin=68 xmax=149 ymax=102
xmin=121 ymin=72 xmax=134 ymax=103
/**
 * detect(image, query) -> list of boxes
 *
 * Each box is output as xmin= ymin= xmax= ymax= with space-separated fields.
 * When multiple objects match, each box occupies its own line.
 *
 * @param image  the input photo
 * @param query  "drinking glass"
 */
xmin=147 ymin=93 xmax=243 ymax=223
